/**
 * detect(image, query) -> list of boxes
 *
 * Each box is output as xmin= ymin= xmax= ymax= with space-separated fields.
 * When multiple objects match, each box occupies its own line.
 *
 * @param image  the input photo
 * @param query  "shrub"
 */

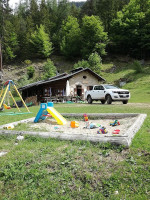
xmin=73 ymin=52 xmax=102 ymax=74
xmin=74 ymin=60 xmax=90 ymax=69
xmin=43 ymin=59 xmax=57 ymax=79
xmin=88 ymin=52 xmax=102 ymax=74
xmin=133 ymin=60 xmax=143 ymax=73
xmin=24 ymin=60 xmax=32 ymax=65
xmin=27 ymin=65 xmax=35 ymax=79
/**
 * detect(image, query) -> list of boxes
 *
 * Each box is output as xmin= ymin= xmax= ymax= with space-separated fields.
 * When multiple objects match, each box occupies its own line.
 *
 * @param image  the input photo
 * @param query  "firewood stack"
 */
xmin=25 ymin=95 xmax=38 ymax=105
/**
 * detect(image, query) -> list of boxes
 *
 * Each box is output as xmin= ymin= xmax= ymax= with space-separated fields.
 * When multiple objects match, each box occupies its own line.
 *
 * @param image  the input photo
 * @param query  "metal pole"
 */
xmin=13 ymin=85 xmax=30 ymax=112
xmin=0 ymin=84 xmax=9 ymax=108
xmin=9 ymin=91 xmax=21 ymax=112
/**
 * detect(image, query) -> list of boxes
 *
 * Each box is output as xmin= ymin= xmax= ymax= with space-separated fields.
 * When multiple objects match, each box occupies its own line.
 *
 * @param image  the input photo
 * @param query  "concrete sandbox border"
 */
xmin=0 ymin=113 xmax=147 ymax=147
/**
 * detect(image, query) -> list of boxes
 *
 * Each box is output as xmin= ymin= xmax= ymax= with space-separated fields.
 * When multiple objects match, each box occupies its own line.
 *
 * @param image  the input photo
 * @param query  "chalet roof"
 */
xmin=19 ymin=68 xmax=105 ymax=91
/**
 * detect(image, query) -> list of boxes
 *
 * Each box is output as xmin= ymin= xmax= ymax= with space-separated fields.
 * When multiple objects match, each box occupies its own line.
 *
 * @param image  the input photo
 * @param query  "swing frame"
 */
xmin=0 ymin=80 xmax=30 ymax=113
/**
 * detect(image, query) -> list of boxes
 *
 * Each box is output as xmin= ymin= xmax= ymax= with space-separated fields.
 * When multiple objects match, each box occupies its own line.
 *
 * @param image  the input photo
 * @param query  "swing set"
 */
xmin=0 ymin=80 xmax=30 ymax=115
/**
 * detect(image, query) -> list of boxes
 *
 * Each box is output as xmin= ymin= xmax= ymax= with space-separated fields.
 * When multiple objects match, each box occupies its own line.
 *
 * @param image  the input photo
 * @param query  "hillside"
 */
xmin=101 ymin=58 xmax=150 ymax=103
xmin=1 ymin=56 xmax=150 ymax=103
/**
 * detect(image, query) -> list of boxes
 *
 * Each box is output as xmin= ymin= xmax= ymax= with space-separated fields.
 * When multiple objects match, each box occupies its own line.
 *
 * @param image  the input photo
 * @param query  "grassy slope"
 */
xmin=101 ymin=60 xmax=150 ymax=103
xmin=2 ymin=56 xmax=150 ymax=103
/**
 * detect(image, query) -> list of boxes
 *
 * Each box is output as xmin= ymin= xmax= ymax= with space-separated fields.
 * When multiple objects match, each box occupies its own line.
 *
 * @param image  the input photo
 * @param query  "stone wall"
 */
xmin=69 ymin=71 xmax=101 ymax=99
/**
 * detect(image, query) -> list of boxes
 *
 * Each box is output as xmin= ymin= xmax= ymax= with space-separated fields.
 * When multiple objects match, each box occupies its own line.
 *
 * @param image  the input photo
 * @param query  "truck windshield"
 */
xmin=104 ymin=85 xmax=119 ymax=89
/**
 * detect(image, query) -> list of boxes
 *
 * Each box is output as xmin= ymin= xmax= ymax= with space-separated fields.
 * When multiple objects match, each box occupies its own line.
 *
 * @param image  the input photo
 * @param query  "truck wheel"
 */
xmin=87 ymin=95 xmax=93 ymax=104
xmin=106 ymin=95 xmax=112 ymax=104
xmin=101 ymin=100 xmax=106 ymax=104
xmin=122 ymin=100 xmax=128 ymax=104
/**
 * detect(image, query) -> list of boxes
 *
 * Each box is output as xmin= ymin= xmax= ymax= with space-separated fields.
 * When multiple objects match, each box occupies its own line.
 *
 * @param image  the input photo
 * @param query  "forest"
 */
xmin=0 ymin=0 xmax=150 ymax=64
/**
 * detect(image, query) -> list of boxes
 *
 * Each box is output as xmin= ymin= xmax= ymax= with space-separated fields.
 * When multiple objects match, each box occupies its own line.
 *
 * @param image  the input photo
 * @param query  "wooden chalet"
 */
xmin=19 ymin=68 xmax=105 ymax=104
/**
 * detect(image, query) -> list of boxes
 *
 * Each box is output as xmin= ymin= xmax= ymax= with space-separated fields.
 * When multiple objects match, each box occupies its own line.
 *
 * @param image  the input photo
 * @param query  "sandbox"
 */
xmin=0 ymin=113 xmax=147 ymax=147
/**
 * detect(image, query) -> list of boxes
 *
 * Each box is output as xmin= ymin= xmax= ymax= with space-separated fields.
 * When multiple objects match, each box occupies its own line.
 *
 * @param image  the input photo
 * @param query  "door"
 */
xmin=92 ymin=85 xmax=105 ymax=99
xmin=77 ymin=85 xmax=82 ymax=97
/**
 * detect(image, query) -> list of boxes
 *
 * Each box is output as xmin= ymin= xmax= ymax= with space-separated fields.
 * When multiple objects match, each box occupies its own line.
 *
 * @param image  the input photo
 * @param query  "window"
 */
xmin=83 ymin=75 xmax=87 ymax=79
xmin=94 ymin=86 xmax=100 ymax=90
xmin=87 ymin=86 xmax=93 ymax=90
xmin=99 ymin=86 xmax=104 ymax=90
xmin=94 ymin=86 xmax=104 ymax=90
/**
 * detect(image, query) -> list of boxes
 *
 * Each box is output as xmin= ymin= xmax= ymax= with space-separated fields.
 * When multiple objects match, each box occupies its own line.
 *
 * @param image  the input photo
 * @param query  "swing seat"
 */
xmin=3 ymin=104 xmax=11 ymax=109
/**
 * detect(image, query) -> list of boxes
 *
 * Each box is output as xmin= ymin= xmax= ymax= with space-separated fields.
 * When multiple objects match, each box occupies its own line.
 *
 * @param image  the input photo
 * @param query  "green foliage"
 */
xmin=81 ymin=15 xmax=108 ymax=58
xmin=3 ymin=20 xmax=18 ymax=62
xmin=74 ymin=52 xmax=102 ymax=74
xmin=88 ymin=52 xmax=102 ymax=74
xmin=60 ymin=16 xmax=81 ymax=57
xmin=27 ymin=65 xmax=35 ymax=79
xmin=24 ymin=60 xmax=32 ymax=65
xmin=30 ymin=25 xmax=53 ymax=58
xmin=43 ymin=59 xmax=57 ymax=79
xmin=39 ymin=0 xmax=51 ymax=35
xmin=1 ymin=0 xmax=150 ymax=60
xmin=74 ymin=59 xmax=89 ymax=69
xmin=81 ymin=0 xmax=129 ymax=32
xmin=132 ymin=60 xmax=143 ymax=73
xmin=17 ymin=75 xmax=30 ymax=89
xmin=111 ymin=0 xmax=150 ymax=56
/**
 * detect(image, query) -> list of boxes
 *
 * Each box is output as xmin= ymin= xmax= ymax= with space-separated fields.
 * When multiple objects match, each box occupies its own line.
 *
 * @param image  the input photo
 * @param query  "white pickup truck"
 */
xmin=85 ymin=84 xmax=130 ymax=104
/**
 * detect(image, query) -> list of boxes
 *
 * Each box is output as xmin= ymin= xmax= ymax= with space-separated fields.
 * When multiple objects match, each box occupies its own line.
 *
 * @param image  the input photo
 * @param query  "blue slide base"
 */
xmin=34 ymin=103 xmax=48 ymax=123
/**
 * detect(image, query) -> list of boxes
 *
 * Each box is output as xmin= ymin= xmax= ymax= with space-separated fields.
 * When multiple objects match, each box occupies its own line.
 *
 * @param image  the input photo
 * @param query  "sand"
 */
xmin=29 ymin=117 xmax=137 ymax=136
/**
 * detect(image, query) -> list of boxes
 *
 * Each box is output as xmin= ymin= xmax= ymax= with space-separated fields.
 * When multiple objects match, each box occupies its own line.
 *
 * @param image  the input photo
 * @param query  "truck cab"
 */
xmin=85 ymin=84 xmax=130 ymax=104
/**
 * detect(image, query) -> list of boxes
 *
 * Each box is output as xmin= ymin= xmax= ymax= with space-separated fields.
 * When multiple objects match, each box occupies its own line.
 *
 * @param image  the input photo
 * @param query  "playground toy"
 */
xmin=70 ymin=121 xmax=79 ymax=128
xmin=97 ymin=126 xmax=108 ymax=134
xmin=0 ymin=80 xmax=30 ymax=113
xmin=83 ymin=114 xmax=88 ymax=121
xmin=34 ymin=102 xmax=67 ymax=125
xmin=112 ymin=129 xmax=120 ymax=134
xmin=3 ymin=103 xmax=11 ymax=109
xmin=42 ymin=113 xmax=52 ymax=117
xmin=3 ymin=124 xmax=14 ymax=130
xmin=110 ymin=120 xmax=120 ymax=126
xmin=89 ymin=123 xmax=97 ymax=129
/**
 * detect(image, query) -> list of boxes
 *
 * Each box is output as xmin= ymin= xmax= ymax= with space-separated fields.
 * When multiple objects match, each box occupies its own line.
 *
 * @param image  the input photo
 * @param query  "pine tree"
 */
xmin=30 ymin=24 xmax=53 ymax=58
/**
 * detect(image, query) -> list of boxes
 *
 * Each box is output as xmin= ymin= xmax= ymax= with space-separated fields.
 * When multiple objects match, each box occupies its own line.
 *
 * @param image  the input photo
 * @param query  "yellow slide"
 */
xmin=47 ymin=107 xmax=67 ymax=125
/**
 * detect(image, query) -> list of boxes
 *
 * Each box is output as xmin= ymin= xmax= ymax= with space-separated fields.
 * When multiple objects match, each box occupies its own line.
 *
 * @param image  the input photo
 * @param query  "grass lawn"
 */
xmin=0 ymin=103 xmax=150 ymax=199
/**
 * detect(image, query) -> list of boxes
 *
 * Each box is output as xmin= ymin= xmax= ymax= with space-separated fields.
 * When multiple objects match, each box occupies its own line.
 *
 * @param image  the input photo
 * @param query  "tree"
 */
xmin=70 ymin=3 xmax=80 ymax=18
xmin=3 ymin=20 xmax=18 ymax=62
xmin=27 ymin=65 xmax=35 ymax=79
xmin=81 ymin=15 xmax=108 ymax=58
xmin=60 ymin=16 xmax=81 ymax=57
xmin=96 ymin=0 xmax=129 ymax=32
xmin=74 ymin=52 xmax=102 ymax=74
xmin=88 ymin=52 xmax=102 ymax=74
xmin=111 ymin=0 xmax=150 ymax=57
xmin=39 ymin=0 xmax=51 ymax=35
xmin=0 ymin=0 xmax=18 ymax=62
xmin=43 ymin=59 xmax=57 ymax=79
xmin=74 ymin=59 xmax=90 ymax=69
xmin=81 ymin=0 xmax=129 ymax=32
xmin=29 ymin=0 xmax=39 ymax=27
xmin=30 ymin=24 xmax=53 ymax=58
xmin=50 ymin=0 xmax=72 ymax=52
